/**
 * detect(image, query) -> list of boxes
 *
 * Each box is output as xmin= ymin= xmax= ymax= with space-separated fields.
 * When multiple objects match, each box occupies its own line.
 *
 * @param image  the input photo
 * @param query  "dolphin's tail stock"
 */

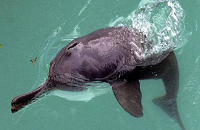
xmin=11 ymin=81 xmax=52 ymax=113
xmin=152 ymin=52 xmax=186 ymax=130
xmin=133 ymin=52 xmax=185 ymax=130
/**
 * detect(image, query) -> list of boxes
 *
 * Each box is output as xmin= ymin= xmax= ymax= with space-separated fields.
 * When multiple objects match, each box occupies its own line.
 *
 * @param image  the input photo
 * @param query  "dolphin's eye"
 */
xmin=67 ymin=43 xmax=79 ymax=50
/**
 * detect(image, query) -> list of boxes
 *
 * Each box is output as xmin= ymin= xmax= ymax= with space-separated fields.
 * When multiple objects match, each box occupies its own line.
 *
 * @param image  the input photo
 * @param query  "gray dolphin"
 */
xmin=11 ymin=27 xmax=185 ymax=130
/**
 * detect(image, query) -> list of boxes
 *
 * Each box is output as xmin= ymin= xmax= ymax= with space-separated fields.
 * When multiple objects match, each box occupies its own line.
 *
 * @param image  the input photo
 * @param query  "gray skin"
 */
xmin=11 ymin=27 xmax=186 ymax=130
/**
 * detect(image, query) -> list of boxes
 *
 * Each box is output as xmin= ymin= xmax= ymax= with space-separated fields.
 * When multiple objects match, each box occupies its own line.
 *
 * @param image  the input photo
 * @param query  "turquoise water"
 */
xmin=0 ymin=0 xmax=200 ymax=130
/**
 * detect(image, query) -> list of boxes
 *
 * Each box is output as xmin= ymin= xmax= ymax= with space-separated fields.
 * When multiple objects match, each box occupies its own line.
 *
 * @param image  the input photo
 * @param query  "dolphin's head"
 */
xmin=49 ymin=39 xmax=82 ymax=76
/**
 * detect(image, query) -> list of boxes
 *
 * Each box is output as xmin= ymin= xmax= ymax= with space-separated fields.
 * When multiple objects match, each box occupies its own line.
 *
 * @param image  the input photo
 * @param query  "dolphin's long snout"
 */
xmin=11 ymin=84 xmax=49 ymax=113
xmin=11 ymin=96 xmax=26 ymax=113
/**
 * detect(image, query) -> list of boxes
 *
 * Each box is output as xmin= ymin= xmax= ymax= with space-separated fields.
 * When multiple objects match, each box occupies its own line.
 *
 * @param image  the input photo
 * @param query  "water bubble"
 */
xmin=110 ymin=0 xmax=188 ymax=64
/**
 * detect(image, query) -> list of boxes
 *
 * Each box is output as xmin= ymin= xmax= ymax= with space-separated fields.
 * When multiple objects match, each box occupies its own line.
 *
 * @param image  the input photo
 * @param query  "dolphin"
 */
xmin=11 ymin=27 xmax=185 ymax=130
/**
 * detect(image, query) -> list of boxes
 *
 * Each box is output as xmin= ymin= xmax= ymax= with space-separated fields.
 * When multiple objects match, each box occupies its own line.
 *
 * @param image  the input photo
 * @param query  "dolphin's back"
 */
xmin=49 ymin=27 xmax=148 ymax=82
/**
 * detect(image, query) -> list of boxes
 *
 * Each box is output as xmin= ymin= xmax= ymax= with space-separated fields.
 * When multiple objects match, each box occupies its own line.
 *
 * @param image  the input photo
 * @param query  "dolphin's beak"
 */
xmin=11 ymin=82 xmax=50 ymax=113
xmin=11 ymin=101 xmax=25 ymax=113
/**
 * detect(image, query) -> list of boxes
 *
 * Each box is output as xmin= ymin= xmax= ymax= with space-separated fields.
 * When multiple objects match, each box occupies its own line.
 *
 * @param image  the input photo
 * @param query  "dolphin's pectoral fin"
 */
xmin=110 ymin=80 xmax=143 ymax=117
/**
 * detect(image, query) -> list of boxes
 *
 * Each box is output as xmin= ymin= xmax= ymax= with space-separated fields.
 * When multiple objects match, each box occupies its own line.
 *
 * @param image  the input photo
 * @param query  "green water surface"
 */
xmin=0 ymin=0 xmax=200 ymax=130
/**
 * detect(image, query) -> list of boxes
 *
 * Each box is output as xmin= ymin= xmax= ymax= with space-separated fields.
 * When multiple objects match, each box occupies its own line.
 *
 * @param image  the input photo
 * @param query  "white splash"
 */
xmin=52 ymin=83 xmax=111 ymax=102
xmin=78 ymin=0 xmax=92 ymax=16
xmin=195 ymin=20 xmax=198 ymax=32
xmin=139 ymin=0 xmax=156 ymax=7
xmin=109 ymin=0 xmax=188 ymax=60
xmin=61 ymin=24 xmax=81 ymax=41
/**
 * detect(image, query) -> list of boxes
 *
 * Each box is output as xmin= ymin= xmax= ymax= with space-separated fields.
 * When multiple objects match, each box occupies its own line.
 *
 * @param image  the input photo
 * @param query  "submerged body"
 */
xmin=11 ymin=27 xmax=185 ymax=130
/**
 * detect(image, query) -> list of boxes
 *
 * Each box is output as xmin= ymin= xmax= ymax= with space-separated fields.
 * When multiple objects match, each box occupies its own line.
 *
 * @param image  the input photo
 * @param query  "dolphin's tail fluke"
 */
xmin=153 ymin=96 xmax=186 ymax=130
xmin=11 ymin=82 xmax=51 ymax=113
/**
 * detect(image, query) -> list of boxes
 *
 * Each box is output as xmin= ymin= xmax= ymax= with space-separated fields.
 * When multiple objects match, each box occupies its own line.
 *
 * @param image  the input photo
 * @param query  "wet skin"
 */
xmin=11 ymin=27 xmax=186 ymax=130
